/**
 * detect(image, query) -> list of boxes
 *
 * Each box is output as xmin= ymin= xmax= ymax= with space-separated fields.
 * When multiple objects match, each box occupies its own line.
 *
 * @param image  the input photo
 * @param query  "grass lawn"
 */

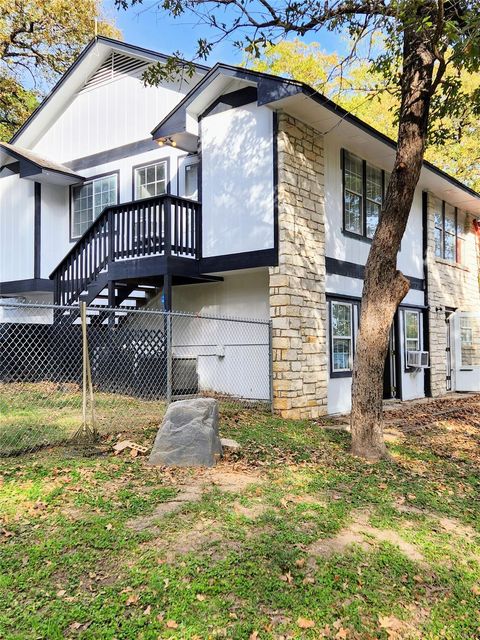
xmin=0 ymin=382 xmax=165 ymax=455
xmin=0 ymin=396 xmax=479 ymax=639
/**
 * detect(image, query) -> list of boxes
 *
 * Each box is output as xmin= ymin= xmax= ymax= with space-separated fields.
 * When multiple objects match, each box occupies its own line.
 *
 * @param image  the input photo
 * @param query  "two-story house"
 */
xmin=1 ymin=36 xmax=479 ymax=417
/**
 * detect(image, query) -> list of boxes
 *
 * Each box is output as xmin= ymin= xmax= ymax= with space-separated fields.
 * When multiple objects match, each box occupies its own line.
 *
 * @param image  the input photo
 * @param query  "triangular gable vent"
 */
xmin=80 ymin=52 xmax=148 ymax=92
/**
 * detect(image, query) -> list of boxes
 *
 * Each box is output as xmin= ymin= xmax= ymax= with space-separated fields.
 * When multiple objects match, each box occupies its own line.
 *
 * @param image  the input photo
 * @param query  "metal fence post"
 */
xmin=166 ymin=311 xmax=172 ymax=404
xmin=268 ymin=319 xmax=274 ymax=414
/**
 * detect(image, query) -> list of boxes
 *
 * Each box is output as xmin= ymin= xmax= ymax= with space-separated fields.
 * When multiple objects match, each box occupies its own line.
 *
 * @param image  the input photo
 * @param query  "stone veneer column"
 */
xmin=269 ymin=113 xmax=328 ymax=419
xmin=426 ymin=192 xmax=480 ymax=397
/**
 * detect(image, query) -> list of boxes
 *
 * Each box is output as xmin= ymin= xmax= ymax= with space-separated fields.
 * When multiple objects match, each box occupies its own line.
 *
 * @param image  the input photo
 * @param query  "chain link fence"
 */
xmin=0 ymin=302 xmax=272 ymax=456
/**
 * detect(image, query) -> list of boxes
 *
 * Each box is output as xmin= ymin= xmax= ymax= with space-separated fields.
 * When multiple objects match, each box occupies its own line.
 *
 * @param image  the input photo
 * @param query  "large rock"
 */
xmin=149 ymin=398 xmax=222 ymax=467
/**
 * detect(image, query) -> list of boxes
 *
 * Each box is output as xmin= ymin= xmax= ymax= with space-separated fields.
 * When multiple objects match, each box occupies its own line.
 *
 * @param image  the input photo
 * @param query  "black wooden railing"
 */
xmin=51 ymin=194 xmax=201 ymax=305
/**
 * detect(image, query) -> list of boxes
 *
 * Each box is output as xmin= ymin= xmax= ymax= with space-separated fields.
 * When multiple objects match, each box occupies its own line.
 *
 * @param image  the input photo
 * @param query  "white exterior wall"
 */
xmin=32 ymin=74 xmax=194 ymax=162
xmin=0 ymin=174 xmax=34 ymax=283
xmin=201 ymin=102 xmax=274 ymax=257
xmin=326 ymin=306 xmax=426 ymax=414
xmin=171 ymin=269 xmax=270 ymax=400
xmin=78 ymin=147 xmax=189 ymax=202
xmin=398 ymin=309 xmax=426 ymax=401
xmin=324 ymin=133 xmax=424 ymax=287
xmin=324 ymin=132 xmax=426 ymax=414
xmin=41 ymin=184 xmax=69 ymax=278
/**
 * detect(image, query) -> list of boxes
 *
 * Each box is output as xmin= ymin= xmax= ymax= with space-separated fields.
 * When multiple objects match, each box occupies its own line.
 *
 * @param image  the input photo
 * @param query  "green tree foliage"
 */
xmin=249 ymin=39 xmax=480 ymax=191
xmin=0 ymin=0 xmax=121 ymax=140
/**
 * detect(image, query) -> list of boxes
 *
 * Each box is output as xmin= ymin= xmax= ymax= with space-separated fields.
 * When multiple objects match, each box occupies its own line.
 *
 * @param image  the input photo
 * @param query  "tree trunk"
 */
xmin=350 ymin=22 xmax=437 ymax=461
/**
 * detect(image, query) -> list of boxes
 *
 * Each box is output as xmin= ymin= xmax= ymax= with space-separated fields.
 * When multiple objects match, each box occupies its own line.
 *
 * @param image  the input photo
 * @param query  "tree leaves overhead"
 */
xmin=248 ymin=39 xmax=480 ymax=191
xmin=115 ymin=1 xmax=479 ymax=191
xmin=0 ymin=0 xmax=121 ymax=140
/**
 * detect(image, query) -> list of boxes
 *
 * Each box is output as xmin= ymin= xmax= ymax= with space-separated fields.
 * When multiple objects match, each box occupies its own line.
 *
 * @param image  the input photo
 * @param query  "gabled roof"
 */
xmin=10 ymin=36 xmax=210 ymax=149
xmin=152 ymin=63 xmax=480 ymax=209
xmin=0 ymin=142 xmax=84 ymax=186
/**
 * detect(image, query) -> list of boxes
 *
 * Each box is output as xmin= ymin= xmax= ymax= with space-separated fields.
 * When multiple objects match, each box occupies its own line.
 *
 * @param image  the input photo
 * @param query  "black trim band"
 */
xmin=0 ymin=279 xmax=53 ymax=294
xmin=34 ymin=182 xmax=41 ymax=279
xmin=325 ymin=257 xmax=424 ymax=291
xmin=199 ymin=87 xmax=258 ymax=120
xmin=200 ymin=248 xmax=277 ymax=273
xmin=65 ymin=138 xmax=159 ymax=172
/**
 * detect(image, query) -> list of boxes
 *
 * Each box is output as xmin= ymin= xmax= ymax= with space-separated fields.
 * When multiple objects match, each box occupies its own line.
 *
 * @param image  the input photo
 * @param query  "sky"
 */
xmin=102 ymin=0 xmax=346 ymax=65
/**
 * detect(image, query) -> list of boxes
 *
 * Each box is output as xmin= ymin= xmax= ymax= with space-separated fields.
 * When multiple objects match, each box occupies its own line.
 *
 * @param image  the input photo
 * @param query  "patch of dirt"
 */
xmin=307 ymin=509 xmax=426 ymax=566
xmin=308 ymin=528 xmax=370 ymax=558
xmin=394 ymin=500 xmax=478 ymax=541
xmin=233 ymin=502 xmax=268 ymax=519
xmin=127 ymin=467 xmax=262 ymax=532
xmin=146 ymin=518 xmax=242 ymax=562
xmin=435 ymin=516 xmax=478 ymax=540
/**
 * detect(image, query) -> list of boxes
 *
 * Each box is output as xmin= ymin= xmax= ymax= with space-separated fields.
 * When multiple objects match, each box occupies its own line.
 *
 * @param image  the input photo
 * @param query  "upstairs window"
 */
xmin=342 ymin=150 xmax=386 ymax=239
xmin=434 ymin=200 xmax=464 ymax=264
xmin=330 ymin=301 xmax=354 ymax=373
xmin=134 ymin=160 xmax=167 ymax=199
xmin=71 ymin=173 xmax=118 ymax=239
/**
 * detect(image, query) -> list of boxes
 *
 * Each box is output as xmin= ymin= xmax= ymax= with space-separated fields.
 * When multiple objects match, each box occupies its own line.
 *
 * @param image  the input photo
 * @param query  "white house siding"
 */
xmin=324 ymin=134 xmax=426 ymax=414
xmin=32 ymin=73 xmax=194 ymax=162
xmin=0 ymin=174 xmax=34 ymax=283
xmin=171 ymin=269 xmax=270 ymax=400
xmin=0 ymin=296 xmax=53 ymax=323
xmin=41 ymin=184 xmax=69 ymax=278
xmin=77 ymin=146 xmax=189 ymax=202
xmin=200 ymin=102 xmax=274 ymax=257
xmin=324 ymin=134 xmax=424 ymax=282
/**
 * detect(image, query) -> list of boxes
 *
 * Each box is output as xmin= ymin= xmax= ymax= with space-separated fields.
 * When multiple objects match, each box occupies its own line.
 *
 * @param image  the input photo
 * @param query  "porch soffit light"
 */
xmin=156 ymin=137 xmax=176 ymax=147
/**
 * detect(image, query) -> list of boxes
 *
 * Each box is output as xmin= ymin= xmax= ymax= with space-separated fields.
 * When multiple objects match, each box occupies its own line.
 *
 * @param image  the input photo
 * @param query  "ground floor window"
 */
xmin=71 ymin=173 xmax=118 ymax=239
xmin=330 ymin=301 xmax=354 ymax=373
xmin=404 ymin=310 xmax=420 ymax=353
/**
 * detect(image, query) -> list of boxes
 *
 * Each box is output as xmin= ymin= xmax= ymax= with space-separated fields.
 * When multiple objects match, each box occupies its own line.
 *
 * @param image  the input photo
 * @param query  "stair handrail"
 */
xmin=49 ymin=193 xmax=201 ymax=281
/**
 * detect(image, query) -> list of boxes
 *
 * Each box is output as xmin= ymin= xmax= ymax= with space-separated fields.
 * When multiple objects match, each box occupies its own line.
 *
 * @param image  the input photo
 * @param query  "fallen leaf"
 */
xmin=280 ymin=572 xmax=293 ymax=584
xmin=471 ymin=584 xmax=480 ymax=596
xmin=295 ymin=558 xmax=306 ymax=568
xmin=166 ymin=619 xmax=178 ymax=629
xmin=249 ymin=632 xmax=259 ymax=640
xmin=143 ymin=605 xmax=152 ymax=615
xmin=196 ymin=594 xmax=206 ymax=601
xmin=126 ymin=594 xmax=139 ymax=606
xmin=56 ymin=589 xmax=66 ymax=597
xmin=302 ymin=576 xmax=316 ymax=585
xmin=335 ymin=628 xmax=349 ymax=639
xmin=105 ymin=523 xmax=113 ymax=531
xmin=379 ymin=615 xmax=404 ymax=638
xmin=297 ymin=617 xmax=315 ymax=629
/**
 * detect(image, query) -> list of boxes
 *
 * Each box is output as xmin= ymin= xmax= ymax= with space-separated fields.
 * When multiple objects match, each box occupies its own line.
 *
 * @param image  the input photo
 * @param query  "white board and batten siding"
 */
xmin=323 ymin=134 xmax=426 ymax=414
xmin=323 ymin=133 xmax=425 ymax=308
xmin=32 ymin=62 xmax=197 ymax=162
xmin=5 ymin=62 xmax=200 ymax=289
xmin=0 ymin=174 xmax=35 ymax=283
xmin=171 ymin=269 xmax=271 ymax=401
xmin=200 ymin=102 xmax=275 ymax=257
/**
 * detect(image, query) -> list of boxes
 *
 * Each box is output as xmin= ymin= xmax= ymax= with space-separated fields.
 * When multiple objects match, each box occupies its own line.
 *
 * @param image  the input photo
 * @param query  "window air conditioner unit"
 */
xmin=406 ymin=350 xmax=429 ymax=368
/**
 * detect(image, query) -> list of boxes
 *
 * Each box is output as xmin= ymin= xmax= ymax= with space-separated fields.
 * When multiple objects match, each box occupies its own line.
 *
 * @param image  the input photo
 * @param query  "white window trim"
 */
xmin=331 ymin=301 xmax=354 ymax=373
xmin=404 ymin=309 xmax=421 ymax=355
xmin=71 ymin=172 xmax=118 ymax=240
xmin=134 ymin=160 xmax=168 ymax=201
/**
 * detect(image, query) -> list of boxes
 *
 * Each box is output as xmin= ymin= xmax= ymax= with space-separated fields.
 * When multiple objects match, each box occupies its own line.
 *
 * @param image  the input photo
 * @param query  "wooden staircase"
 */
xmin=50 ymin=193 xmax=201 ymax=315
